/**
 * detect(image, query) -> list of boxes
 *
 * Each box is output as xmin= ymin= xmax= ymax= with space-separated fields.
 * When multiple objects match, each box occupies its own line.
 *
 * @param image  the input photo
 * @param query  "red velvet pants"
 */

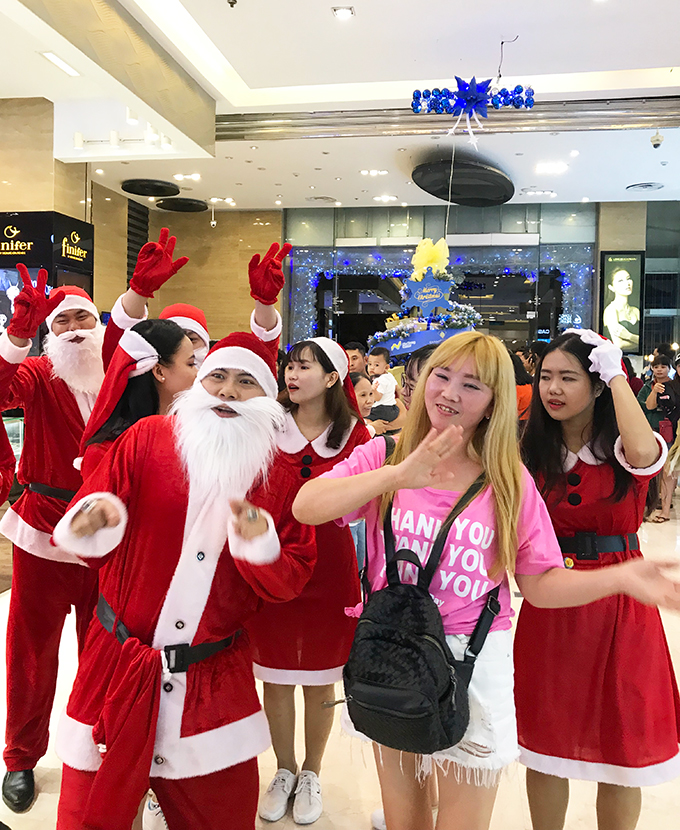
xmin=57 ymin=759 xmax=259 ymax=830
xmin=4 ymin=546 xmax=98 ymax=771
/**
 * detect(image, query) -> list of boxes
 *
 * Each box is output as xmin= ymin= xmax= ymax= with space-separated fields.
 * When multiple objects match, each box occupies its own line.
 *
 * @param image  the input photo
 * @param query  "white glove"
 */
xmin=565 ymin=328 xmax=625 ymax=386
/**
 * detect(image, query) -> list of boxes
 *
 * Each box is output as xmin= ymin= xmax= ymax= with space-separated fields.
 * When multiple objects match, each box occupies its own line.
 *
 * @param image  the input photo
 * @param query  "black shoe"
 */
xmin=2 ymin=769 xmax=34 ymax=813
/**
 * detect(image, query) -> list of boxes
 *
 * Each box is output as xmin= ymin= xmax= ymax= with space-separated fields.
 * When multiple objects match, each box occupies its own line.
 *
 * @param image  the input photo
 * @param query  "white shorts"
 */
xmin=341 ymin=629 xmax=518 ymax=787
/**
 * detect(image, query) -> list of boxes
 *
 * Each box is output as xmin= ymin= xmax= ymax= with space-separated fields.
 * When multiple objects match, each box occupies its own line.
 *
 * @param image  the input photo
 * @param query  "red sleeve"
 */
xmin=102 ymin=318 xmax=125 ymax=371
xmin=0 ymin=419 xmax=16 ymax=504
xmin=0 ymin=355 xmax=39 ymax=411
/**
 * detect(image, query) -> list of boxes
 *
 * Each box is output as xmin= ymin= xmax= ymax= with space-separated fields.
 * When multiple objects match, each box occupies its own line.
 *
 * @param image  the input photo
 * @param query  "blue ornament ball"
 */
xmin=444 ymin=103 xmax=453 ymax=114
xmin=434 ymin=103 xmax=444 ymax=114
xmin=442 ymin=87 xmax=451 ymax=99
xmin=525 ymin=97 xmax=534 ymax=109
xmin=514 ymin=84 xmax=523 ymax=94
xmin=500 ymin=87 xmax=509 ymax=97
xmin=411 ymin=102 xmax=422 ymax=113
xmin=513 ymin=96 xmax=523 ymax=108
xmin=413 ymin=89 xmax=422 ymax=99
xmin=432 ymin=87 xmax=441 ymax=97
xmin=492 ymin=96 xmax=501 ymax=109
xmin=525 ymin=87 xmax=534 ymax=97
xmin=423 ymin=89 xmax=431 ymax=99
xmin=427 ymin=101 xmax=434 ymax=112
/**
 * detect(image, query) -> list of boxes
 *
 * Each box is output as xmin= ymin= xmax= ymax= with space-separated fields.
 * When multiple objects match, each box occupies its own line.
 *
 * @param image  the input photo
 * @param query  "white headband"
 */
xmin=309 ymin=337 xmax=348 ymax=381
xmin=197 ymin=346 xmax=278 ymax=399
xmin=119 ymin=329 xmax=160 ymax=378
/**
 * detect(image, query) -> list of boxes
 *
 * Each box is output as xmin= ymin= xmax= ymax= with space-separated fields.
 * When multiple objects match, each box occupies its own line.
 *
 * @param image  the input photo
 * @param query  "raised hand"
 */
xmin=7 ymin=264 xmax=64 ymax=341
xmin=229 ymin=500 xmax=269 ymax=540
xmin=249 ymin=242 xmax=292 ymax=305
xmin=393 ymin=425 xmax=464 ymax=490
xmin=130 ymin=228 xmax=189 ymax=298
xmin=565 ymin=328 xmax=625 ymax=386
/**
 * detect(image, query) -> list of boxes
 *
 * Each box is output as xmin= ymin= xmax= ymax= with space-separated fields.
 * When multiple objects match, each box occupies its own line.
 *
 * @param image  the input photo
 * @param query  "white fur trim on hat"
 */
xmin=168 ymin=316 xmax=210 ymax=349
xmin=197 ymin=346 xmax=278 ymax=399
xmin=46 ymin=295 xmax=99 ymax=331
xmin=119 ymin=329 xmax=160 ymax=378
xmin=309 ymin=337 xmax=348 ymax=380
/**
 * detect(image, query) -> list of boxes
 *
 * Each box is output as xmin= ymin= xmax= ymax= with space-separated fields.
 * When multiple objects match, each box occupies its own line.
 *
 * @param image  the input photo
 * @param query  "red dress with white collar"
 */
xmin=247 ymin=412 xmax=370 ymax=684
xmin=514 ymin=437 xmax=680 ymax=786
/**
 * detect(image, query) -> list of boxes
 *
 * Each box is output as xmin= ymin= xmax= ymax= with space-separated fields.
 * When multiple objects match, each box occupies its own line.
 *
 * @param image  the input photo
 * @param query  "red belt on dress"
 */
xmin=557 ymin=532 xmax=638 ymax=561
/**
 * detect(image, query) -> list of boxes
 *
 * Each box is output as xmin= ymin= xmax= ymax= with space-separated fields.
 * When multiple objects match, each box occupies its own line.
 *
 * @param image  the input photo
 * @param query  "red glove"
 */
xmin=130 ymin=228 xmax=189 ymax=298
xmin=7 ymin=264 xmax=64 ymax=341
xmin=248 ymin=242 xmax=292 ymax=305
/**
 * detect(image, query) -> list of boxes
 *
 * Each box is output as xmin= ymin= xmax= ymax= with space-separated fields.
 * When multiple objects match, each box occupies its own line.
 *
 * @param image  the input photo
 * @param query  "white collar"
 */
xmin=276 ymin=410 xmax=357 ymax=458
xmin=562 ymin=442 xmax=604 ymax=472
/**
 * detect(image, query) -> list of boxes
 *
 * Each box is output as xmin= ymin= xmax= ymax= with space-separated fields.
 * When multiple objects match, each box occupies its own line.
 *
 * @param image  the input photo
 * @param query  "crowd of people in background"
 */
xmin=0 ymin=232 xmax=679 ymax=830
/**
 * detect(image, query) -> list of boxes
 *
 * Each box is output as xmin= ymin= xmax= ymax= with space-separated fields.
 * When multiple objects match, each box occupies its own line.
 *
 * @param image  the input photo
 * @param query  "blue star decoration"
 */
xmin=453 ymin=76 xmax=492 ymax=119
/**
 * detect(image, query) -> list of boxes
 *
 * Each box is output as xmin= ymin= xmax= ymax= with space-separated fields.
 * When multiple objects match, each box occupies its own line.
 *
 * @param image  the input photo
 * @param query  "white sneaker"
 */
xmin=293 ymin=770 xmax=323 ymax=825
xmin=259 ymin=768 xmax=298 ymax=822
xmin=370 ymin=808 xmax=387 ymax=830
xmin=142 ymin=792 xmax=168 ymax=830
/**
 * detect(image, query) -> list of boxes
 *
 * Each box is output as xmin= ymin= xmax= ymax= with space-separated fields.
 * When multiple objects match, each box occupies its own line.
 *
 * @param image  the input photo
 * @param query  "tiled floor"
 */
xmin=0 ymin=516 xmax=679 ymax=829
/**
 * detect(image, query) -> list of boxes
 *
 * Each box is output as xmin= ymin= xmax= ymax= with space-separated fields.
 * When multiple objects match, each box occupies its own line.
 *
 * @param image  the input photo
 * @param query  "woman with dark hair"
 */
xmin=515 ymin=329 xmax=679 ymax=830
xmin=247 ymin=338 xmax=370 ymax=826
xmin=78 ymin=319 xmax=196 ymax=479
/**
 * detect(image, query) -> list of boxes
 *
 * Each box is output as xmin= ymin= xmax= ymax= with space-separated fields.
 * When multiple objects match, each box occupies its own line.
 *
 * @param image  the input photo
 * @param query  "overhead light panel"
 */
xmin=94 ymin=168 xmax=104 ymax=175
xmin=535 ymin=161 xmax=569 ymax=175
xmin=41 ymin=52 xmax=79 ymax=77
xmin=332 ymin=6 xmax=355 ymax=20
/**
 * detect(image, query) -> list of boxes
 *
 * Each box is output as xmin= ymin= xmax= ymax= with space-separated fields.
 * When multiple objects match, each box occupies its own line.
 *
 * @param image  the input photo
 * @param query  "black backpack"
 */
xmin=342 ymin=469 xmax=500 ymax=755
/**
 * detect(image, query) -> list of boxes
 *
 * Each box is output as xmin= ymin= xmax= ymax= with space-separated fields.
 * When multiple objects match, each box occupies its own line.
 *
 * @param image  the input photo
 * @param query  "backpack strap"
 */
xmin=463 ymin=585 xmax=501 ymax=663
xmin=383 ymin=474 xmax=486 ymax=590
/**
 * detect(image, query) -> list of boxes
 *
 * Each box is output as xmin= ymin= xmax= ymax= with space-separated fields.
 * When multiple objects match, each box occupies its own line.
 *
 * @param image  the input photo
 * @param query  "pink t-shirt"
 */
xmin=321 ymin=438 xmax=564 ymax=635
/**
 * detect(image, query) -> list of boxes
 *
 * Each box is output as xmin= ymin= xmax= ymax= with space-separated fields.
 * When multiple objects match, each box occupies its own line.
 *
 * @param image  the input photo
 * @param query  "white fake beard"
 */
xmin=43 ymin=323 xmax=105 ymax=394
xmin=171 ymin=382 xmax=285 ymax=504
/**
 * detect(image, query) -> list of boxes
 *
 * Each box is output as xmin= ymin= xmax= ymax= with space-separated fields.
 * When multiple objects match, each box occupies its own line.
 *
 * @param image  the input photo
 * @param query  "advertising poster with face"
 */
xmin=600 ymin=252 xmax=644 ymax=353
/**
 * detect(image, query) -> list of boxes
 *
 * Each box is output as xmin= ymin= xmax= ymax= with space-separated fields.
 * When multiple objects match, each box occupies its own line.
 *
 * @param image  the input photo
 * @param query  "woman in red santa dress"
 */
xmin=247 ymin=337 xmax=370 ymax=825
xmin=50 ymin=333 xmax=316 ymax=830
xmin=516 ymin=328 xmax=680 ymax=830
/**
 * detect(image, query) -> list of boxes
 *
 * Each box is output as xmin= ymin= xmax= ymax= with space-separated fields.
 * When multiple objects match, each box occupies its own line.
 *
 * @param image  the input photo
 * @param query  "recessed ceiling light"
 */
xmin=398 ymin=148 xmax=406 ymax=152
xmin=148 ymin=197 xmax=155 ymax=202
xmin=570 ymin=150 xmax=580 ymax=157
xmin=310 ymin=185 xmax=315 ymax=189
xmin=173 ymin=174 xmax=184 ymax=181
xmin=581 ymin=197 xmax=590 ymax=203
xmin=190 ymin=173 xmax=201 ymax=181
xmin=105 ymin=197 xmax=111 ymax=201
xmin=94 ymin=168 xmax=104 ymax=175
xmin=250 ymin=145 xmax=258 ymax=150
xmin=335 ymin=177 xmax=342 ymax=181
xmin=275 ymin=200 xmax=282 ymax=205
xmin=369 ymin=170 xmax=379 ymax=176
xmin=401 ymin=202 xmax=408 ymax=207
xmin=335 ymin=201 xmax=342 ymax=206
xmin=373 ymin=195 xmax=397 ymax=202
xmin=535 ymin=161 xmax=569 ymax=175
xmin=332 ymin=6 xmax=355 ymax=20
xmin=210 ymin=197 xmax=220 ymax=203
xmin=41 ymin=52 xmax=79 ymax=76
xmin=379 ymin=170 xmax=388 ymax=175
xmin=360 ymin=170 xmax=369 ymax=175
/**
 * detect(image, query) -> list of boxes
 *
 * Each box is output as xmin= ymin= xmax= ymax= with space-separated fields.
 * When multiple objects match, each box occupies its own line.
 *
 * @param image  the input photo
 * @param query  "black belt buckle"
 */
xmin=575 ymin=532 xmax=599 ymax=561
xmin=164 ymin=643 xmax=191 ymax=673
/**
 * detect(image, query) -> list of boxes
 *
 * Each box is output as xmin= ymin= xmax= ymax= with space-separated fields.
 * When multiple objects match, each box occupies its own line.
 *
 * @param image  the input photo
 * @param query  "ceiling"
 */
xmin=2 ymin=0 xmax=680 ymax=209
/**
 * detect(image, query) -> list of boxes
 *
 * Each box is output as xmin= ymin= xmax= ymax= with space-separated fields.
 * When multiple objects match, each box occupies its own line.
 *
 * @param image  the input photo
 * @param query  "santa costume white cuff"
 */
xmin=250 ymin=309 xmax=282 ymax=343
xmin=52 ymin=492 xmax=128 ymax=559
xmin=227 ymin=509 xmax=280 ymax=565
xmin=110 ymin=294 xmax=149 ymax=330
xmin=0 ymin=330 xmax=31 ymax=364
xmin=614 ymin=433 xmax=668 ymax=476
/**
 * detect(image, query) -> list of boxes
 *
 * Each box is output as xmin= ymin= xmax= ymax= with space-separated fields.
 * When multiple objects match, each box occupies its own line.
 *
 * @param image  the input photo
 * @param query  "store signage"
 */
xmin=53 ymin=213 xmax=93 ymax=273
xmin=0 ymin=212 xmax=52 ymax=266
xmin=1 ymin=224 xmax=34 ymax=255
xmin=386 ymin=327 xmax=471 ymax=356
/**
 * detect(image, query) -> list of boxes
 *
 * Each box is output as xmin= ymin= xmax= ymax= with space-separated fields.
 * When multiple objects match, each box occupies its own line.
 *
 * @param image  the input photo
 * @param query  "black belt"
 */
xmin=96 ymin=594 xmax=241 ymax=674
xmin=26 ymin=482 xmax=77 ymax=502
xmin=557 ymin=532 xmax=638 ymax=561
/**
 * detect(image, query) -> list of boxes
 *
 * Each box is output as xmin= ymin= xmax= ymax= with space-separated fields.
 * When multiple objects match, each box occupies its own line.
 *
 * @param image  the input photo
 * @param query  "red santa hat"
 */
xmin=45 ymin=285 xmax=99 ymax=331
xmin=197 ymin=331 xmax=278 ymax=399
xmin=78 ymin=328 xmax=160 ymax=459
xmin=159 ymin=303 xmax=210 ymax=348
xmin=308 ymin=336 xmax=361 ymax=416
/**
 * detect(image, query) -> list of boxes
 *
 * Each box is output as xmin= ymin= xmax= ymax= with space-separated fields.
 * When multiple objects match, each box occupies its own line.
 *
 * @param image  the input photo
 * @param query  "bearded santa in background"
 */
xmin=51 ymin=332 xmax=316 ymax=830
xmin=0 ymin=230 xmax=190 ymax=815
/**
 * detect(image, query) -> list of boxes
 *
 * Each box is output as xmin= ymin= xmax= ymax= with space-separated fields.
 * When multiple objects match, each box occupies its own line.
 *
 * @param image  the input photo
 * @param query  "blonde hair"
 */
xmin=381 ymin=331 xmax=523 ymax=579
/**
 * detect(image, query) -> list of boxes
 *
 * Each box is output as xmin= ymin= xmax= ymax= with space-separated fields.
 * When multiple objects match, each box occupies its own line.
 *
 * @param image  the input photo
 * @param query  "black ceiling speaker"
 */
xmin=121 ymin=179 xmax=180 ymax=197
xmin=155 ymin=197 xmax=208 ymax=212
xmin=412 ymin=158 xmax=514 ymax=207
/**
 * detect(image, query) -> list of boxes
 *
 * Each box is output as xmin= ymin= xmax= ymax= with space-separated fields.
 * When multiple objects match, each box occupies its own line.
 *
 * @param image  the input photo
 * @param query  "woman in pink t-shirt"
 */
xmin=293 ymin=331 xmax=680 ymax=830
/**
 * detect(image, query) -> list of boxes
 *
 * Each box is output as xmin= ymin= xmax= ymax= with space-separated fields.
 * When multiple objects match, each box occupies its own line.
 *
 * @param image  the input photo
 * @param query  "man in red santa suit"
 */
xmin=51 ymin=332 xmax=316 ymax=830
xmin=0 ymin=231 xmax=189 ymax=814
